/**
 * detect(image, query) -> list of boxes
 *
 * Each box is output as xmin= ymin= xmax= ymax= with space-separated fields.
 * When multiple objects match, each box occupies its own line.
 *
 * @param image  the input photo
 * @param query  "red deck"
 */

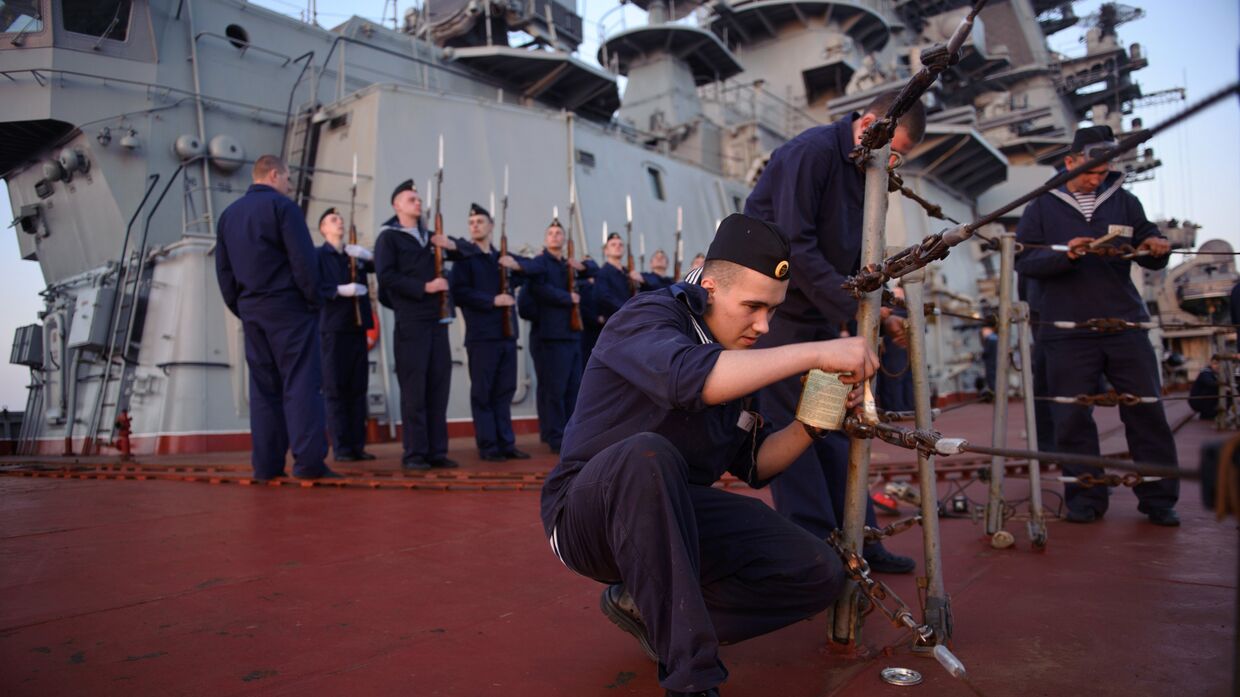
xmin=1 ymin=400 xmax=1234 ymax=697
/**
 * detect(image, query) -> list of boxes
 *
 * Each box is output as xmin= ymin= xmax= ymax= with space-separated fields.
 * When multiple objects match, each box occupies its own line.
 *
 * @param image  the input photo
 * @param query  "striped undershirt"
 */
xmin=1071 ymin=191 xmax=1098 ymax=221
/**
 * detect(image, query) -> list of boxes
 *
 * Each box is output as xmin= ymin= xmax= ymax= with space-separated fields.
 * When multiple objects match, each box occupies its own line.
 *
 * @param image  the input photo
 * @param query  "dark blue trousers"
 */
xmin=241 ymin=309 xmax=328 ymax=478
xmin=1041 ymin=332 xmax=1179 ymax=515
xmin=550 ymin=433 xmax=844 ymax=693
xmin=877 ymin=336 xmax=913 ymax=412
xmin=755 ymin=317 xmax=882 ymax=542
xmin=321 ymin=331 xmax=369 ymax=457
xmin=1031 ymin=332 xmax=1057 ymax=453
xmin=394 ymin=319 xmax=450 ymax=463
xmin=535 ymin=339 xmax=581 ymax=449
xmin=466 ymin=339 xmax=517 ymax=456
xmin=530 ymin=333 xmax=550 ymax=443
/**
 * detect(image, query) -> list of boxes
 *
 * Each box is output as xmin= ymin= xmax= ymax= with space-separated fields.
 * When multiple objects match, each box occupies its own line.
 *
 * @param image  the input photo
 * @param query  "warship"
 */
xmin=1 ymin=2 xmax=1236 ymax=696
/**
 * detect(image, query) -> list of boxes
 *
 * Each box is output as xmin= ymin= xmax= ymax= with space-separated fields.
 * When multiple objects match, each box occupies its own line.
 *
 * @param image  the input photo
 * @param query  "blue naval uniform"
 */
xmin=595 ymin=262 xmax=636 ymax=322
xmin=577 ymin=269 xmax=603 ymax=366
xmin=641 ymin=271 xmax=674 ymax=291
xmin=743 ymin=114 xmax=885 ymax=540
xmin=449 ymin=246 xmax=525 ymax=458
xmin=317 ymin=243 xmax=374 ymax=459
xmin=540 ymin=283 xmax=844 ymax=693
xmin=1015 ymin=170 xmax=1178 ymax=516
xmin=374 ymin=217 xmax=477 ymax=465
xmin=215 ymin=184 xmax=328 ymax=478
xmin=526 ymin=251 xmax=595 ymax=450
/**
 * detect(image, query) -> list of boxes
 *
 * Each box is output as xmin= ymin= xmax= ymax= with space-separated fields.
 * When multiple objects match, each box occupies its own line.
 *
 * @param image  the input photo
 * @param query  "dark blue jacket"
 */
xmin=596 ymin=262 xmax=636 ymax=319
xmin=449 ymin=247 xmax=527 ymax=343
xmin=374 ymin=216 xmax=477 ymax=322
xmin=527 ymin=250 xmax=594 ymax=341
xmin=1015 ymin=171 xmax=1167 ymax=341
xmin=641 ymin=272 xmax=674 ymax=291
xmin=744 ymin=115 xmax=864 ymax=329
xmin=540 ymin=282 xmax=774 ymax=535
xmin=215 ymin=184 xmax=321 ymax=317
xmin=316 ymin=243 xmax=374 ymax=333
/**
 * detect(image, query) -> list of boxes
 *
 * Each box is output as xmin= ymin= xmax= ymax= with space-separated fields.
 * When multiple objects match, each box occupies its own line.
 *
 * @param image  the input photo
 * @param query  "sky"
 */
xmin=0 ymin=0 xmax=1237 ymax=410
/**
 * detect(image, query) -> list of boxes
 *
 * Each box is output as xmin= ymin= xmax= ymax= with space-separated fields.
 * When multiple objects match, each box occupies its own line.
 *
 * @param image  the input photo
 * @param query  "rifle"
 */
xmin=433 ymin=134 xmax=448 ymax=321
xmin=624 ymin=194 xmax=636 ymax=296
xmin=348 ymin=154 xmax=362 ymax=326
xmin=566 ymin=184 xmax=583 ymax=332
xmin=674 ymin=206 xmax=683 ymax=280
xmin=499 ymin=166 xmax=513 ymax=338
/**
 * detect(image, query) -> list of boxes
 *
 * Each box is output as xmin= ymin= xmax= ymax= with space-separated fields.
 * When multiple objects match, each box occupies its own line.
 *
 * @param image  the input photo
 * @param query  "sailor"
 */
xmin=642 ymin=248 xmax=675 ymax=290
xmin=578 ymin=264 xmax=603 ymax=365
xmin=1015 ymin=125 xmax=1179 ymax=526
xmin=541 ymin=214 xmax=878 ymax=697
xmin=690 ymin=253 xmax=706 ymax=271
xmin=374 ymin=179 xmax=478 ymax=471
xmin=214 ymin=155 xmax=338 ymax=480
xmin=876 ymin=288 xmax=913 ymax=412
xmin=526 ymin=215 xmax=593 ymax=454
xmin=743 ymin=91 xmax=925 ymax=572
xmin=596 ymin=231 xmax=647 ymax=324
xmin=448 ymin=203 xmax=532 ymax=462
xmin=315 ymin=207 xmax=376 ymax=462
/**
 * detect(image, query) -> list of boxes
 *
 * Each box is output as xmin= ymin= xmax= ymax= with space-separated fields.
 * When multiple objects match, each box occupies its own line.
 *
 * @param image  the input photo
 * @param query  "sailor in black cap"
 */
xmin=743 ymin=90 xmax=925 ymax=573
xmin=596 ymin=231 xmax=648 ymax=325
xmin=214 ymin=154 xmax=338 ymax=481
xmin=316 ymin=207 xmax=376 ymax=462
xmin=374 ymin=179 xmax=479 ymax=470
xmin=525 ymin=213 xmax=596 ymax=453
xmin=642 ymin=248 xmax=675 ymax=290
xmin=541 ymin=213 xmax=878 ymax=697
xmin=448 ymin=202 xmax=533 ymax=461
xmin=1016 ymin=124 xmax=1179 ymax=526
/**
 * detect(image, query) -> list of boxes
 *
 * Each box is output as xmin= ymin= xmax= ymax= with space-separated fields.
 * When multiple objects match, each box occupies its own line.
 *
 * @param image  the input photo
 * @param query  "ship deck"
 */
xmin=0 ymin=399 xmax=1235 ymax=697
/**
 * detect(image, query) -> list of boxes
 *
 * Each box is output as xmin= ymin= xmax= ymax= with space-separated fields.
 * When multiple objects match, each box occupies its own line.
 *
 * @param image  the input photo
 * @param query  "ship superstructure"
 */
xmin=1 ymin=0 xmax=1200 ymax=454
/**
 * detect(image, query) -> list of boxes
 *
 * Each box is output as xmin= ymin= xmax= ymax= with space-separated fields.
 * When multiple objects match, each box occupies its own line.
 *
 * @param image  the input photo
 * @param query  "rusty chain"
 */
xmin=825 ymin=530 xmax=936 ymax=645
xmin=889 ymin=170 xmax=960 ymax=224
xmin=1065 ymin=472 xmax=1155 ymax=488
xmin=863 ymin=515 xmax=924 ymax=543
xmin=1041 ymin=391 xmax=1159 ymax=407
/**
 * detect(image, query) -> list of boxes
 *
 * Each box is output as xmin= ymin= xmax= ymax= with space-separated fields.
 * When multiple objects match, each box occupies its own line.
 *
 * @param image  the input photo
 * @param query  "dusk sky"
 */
xmin=1 ymin=0 xmax=1236 ymax=410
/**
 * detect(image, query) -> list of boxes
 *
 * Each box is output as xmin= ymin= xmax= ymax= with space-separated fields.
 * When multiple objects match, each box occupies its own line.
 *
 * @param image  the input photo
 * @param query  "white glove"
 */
xmin=344 ymin=244 xmax=373 ymax=261
xmin=336 ymin=283 xmax=367 ymax=298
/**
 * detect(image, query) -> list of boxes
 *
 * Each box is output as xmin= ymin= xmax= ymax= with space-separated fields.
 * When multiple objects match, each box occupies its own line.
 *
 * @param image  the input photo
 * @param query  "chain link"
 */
xmin=1044 ymin=390 xmax=1159 ymax=407
xmin=825 ymin=531 xmax=936 ymax=645
xmin=1067 ymin=473 xmax=1154 ymax=488
xmin=863 ymin=515 xmax=924 ymax=543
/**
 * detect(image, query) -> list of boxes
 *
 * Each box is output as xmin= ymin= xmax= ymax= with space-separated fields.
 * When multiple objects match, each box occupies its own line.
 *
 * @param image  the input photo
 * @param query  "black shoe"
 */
xmin=429 ymin=457 xmax=460 ymax=469
xmin=294 ymin=468 xmax=344 ymax=480
xmin=502 ymin=448 xmax=531 ymax=460
xmin=334 ymin=452 xmax=361 ymax=462
xmin=355 ymin=451 xmax=377 ymax=461
xmin=864 ymin=546 xmax=915 ymax=574
xmin=1147 ymin=508 xmax=1180 ymax=527
xmin=480 ymin=452 xmax=507 ymax=463
xmin=1064 ymin=508 xmax=1099 ymax=524
xmin=402 ymin=457 xmax=431 ymax=471
xmin=600 ymin=584 xmax=657 ymax=662
xmin=252 ymin=472 xmax=285 ymax=483
xmin=666 ymin=689 xmax=720 ymax=697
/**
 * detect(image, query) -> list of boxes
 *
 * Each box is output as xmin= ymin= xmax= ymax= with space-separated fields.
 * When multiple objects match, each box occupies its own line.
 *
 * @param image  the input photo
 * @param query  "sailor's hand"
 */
xmin=1138 ymin=236 xmax=1171 ymax=257
xmin=629 ymin=269 xmax=645 ymax=284
xmin=571 ymin=292 xmax=581 ymax=304
xmin=425 ymin=277 xmax=449 ymax=293
xmin=430 ymin=233 xmax=457 ymax=251
xmin=1066 ymin=236 xmax=1095 ymax=260
xmin=818 ymin=337 xmax=879 ymax=384
xmin=883 ymin=315 xmax=909 ymax=348
xmin=336 ymin=283 xmax=368 ymax=298
xmin=499 ymin=254 xmax=521 ymax=270
xmin=494 ymin=294 xmax=515 ymax=307
xmin=569 ymin=259 xmax=586 ymax=272
xmin=344 ymin=244 xmax=373 ymax=261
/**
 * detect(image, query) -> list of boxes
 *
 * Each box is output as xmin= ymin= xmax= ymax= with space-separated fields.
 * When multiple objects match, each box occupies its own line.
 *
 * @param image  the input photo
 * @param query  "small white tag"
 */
xmin=737 ymin=410 xmax=757 ymax=433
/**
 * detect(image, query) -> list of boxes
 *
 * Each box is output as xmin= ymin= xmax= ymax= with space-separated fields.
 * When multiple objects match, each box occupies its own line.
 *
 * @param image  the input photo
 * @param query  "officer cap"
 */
xmin=706 ymin=213 xmax=791 ymax=281
xmin=1071 ymin=125 xmax=1116 ymax=154
xmin=469 ymin=202 xmax=491 ymax=220
xmin=390 ymin=179 xmax=417 ymax=204
xmin=549 ymin=216 xmax=564 ymax=229
xmin=606 ymin=232 xmax=621 ymax=241
xmin=318 ymin=207 xmax=339 ymax=226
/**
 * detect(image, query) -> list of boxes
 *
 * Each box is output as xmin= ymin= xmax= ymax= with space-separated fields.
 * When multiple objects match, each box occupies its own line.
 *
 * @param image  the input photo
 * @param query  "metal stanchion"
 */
xmin=1015 ymin=301 xmax=1047 ymax=548
xmin=985 ymin=233 xmax=1015 ymax=537
xmin=903 ymin=267 xmax=952 ymax=642
xmin=830 ymin=141 xmax=890 ymax=646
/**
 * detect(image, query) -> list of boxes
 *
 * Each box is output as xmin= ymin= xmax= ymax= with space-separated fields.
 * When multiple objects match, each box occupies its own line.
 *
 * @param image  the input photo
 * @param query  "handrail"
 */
xmin=195 ymin=31 xmax=297 ymax=66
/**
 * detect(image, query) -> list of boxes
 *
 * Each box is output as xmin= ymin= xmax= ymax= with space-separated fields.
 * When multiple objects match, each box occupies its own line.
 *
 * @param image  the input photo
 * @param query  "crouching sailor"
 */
xmin=540 ymin=213 xmax=878 ymax=697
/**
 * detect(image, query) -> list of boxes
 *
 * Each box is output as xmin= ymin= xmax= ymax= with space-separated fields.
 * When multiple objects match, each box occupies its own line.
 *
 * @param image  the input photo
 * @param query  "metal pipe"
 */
xmin=831 ymin=141 xmax=890 ymax=645
xmin=985 ymin=233 xmax=1015 ymax=535
xmin=903 ymin=269 xmax=951 ymax=641
xmin=184 ymin=0 xmax=215 ymax=237
xmin=1016 ymin=301 xmax=1047 ymax=548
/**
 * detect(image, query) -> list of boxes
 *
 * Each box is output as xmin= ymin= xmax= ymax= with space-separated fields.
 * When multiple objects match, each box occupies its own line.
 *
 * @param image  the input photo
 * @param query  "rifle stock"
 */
xmin=567 ymin=237 xmax=583 ymax=332
xmin=348 ymin=183 xmax=362 ymax=327
xmin=499 ymin=193 xmax=513 ymax=338
xmin=433 ymin=169 xmax=448 ymax=321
